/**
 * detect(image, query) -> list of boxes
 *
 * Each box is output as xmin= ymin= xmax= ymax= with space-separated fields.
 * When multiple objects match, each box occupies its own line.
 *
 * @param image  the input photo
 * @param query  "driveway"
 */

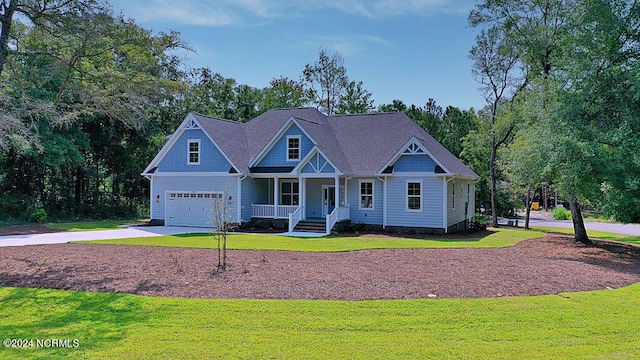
xmin=0 ymin=226 xmax=209 ymax=247
xmin=510 ymin=211 xmax=640 ymax=236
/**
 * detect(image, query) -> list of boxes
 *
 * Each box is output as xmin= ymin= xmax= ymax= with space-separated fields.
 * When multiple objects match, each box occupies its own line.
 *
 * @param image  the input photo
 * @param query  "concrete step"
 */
xmin=294 ymin=221 xmax=326 ymax=233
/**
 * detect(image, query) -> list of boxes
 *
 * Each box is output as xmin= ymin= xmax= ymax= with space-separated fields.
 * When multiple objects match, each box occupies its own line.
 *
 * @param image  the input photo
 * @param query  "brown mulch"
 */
xmin=0 ymin=234 xmax=639 ymax=300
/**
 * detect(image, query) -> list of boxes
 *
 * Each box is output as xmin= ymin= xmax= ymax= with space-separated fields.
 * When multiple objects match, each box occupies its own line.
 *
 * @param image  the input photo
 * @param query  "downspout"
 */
xmin=377 ymin=175 xmax=387 ymax=229
xmin=444 ymin=177 xmax=455 ymax=234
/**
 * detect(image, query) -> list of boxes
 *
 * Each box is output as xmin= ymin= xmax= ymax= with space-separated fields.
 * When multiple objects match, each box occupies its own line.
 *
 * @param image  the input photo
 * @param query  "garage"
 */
xmin=165 ymin=192 xmax=222 ymax=227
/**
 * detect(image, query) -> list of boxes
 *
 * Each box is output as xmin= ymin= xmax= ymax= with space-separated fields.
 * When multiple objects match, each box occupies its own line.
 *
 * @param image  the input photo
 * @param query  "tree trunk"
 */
xmin=524 ymin=189 xmax=532 ymax=230
xmin=568 ymin=196 xmax=591 ymax=244
xmin=0 ymin=0 xmax=17 ymax=77
xmin=489 ymin=136 xmax=499 ymax=227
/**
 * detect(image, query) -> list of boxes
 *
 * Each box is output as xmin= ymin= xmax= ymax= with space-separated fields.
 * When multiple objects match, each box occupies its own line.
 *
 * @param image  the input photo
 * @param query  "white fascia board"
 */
xmin=248 ymin=116 xmax=318 ymax=168
xmin=292 ymin=146 xmax=343 ymax=176
xmin=377 ymin=136 xmax=452 ymax=176
xmin=142 ymin=113 xmax=243 ymax=175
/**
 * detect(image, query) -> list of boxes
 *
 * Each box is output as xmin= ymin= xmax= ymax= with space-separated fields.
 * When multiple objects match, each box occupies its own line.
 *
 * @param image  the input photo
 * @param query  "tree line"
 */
xmin=2 ymin=0 xmax=638 ymax=238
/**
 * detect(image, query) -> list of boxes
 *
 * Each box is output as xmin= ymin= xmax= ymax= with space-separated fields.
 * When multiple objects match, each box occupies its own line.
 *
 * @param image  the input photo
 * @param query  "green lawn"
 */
xmin=1 ymin=284 xmax=639 ymax=359
xmin=46 ymin=220 xmax=146 ymax=232
xmin=82 ymin=228 xmax=545 ymax=251
xmin=533 ymin=226 xmax=640 ymax=246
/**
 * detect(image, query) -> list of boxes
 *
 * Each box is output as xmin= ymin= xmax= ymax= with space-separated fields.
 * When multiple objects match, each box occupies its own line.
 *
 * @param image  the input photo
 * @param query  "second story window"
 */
xmin=188 ymin=140 xmax=200 ymax=165
xmin=287 ymin=136 xmax=301 ymax=161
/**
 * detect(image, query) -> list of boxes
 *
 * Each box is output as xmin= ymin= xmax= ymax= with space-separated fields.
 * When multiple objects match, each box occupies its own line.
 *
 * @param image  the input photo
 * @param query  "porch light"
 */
xmin=156 ymin=195 xmax=161 ymax=203
xmin=227 ymin=196 xmax=233 ymax=204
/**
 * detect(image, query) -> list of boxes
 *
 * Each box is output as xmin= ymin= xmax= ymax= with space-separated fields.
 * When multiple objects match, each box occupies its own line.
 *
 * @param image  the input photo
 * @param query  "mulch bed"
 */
xmin=0 ymin=234 xmax=639 ymax=300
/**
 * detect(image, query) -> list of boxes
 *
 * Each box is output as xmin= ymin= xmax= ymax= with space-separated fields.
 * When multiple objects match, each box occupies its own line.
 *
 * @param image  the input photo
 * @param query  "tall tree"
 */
xmin=303 ymin=48 xmax=348 ymax=115
xmin=261 ymin=76 xmax=307 ymax=111
xmin=469 ymin=27 xmax=521 ymax=227
xmin=336 ymin=80 xmax=374 ymax=114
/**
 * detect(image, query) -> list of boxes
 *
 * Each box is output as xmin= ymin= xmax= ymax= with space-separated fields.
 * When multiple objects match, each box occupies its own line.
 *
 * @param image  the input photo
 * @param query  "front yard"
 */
xmin=1 ymin=284 xmax=639 ymax=359
xmin=0 ymin=228 xmax=639 ymax=358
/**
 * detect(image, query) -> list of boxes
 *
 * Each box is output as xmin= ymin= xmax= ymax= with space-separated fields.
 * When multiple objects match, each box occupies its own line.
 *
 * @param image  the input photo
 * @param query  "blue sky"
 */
xmin=109 ymin=0 xmax=484 ymax=111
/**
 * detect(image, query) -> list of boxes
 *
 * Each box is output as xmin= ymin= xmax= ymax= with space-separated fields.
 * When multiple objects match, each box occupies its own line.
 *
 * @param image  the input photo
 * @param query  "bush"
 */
xmin=553 ymin=207 xmax=572 ymax=220
xmin=29 ymin=208 xmax=48 ymax=223
xmin=470 ymin=214 xmax=489 ymax=232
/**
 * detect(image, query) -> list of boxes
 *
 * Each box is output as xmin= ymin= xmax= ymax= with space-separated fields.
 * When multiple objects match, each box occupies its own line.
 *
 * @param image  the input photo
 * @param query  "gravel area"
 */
xmin=0 ymin=234 xmax=639 ymax=300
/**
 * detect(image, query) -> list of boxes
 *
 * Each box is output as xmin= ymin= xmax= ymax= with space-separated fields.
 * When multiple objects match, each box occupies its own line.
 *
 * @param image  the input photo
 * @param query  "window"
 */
xmin=188 ymin=140 xmax=200 ymax=165
xmin=281 ymin=181 xmax=299 ymax=205
xmin=360 ymin=181 xmax=374 ymax=209
xmin=452 ymin=181 xmax=456 ymax=209
xmin=407 ymin=181 xmax=422 ymax=211
xmin=287 ymin=136 xmax=301 ymax=161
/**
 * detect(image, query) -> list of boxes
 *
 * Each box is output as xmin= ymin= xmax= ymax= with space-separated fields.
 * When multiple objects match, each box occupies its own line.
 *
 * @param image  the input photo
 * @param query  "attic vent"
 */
xmin=403 ymin=142 xmax=424 ymax=154
xmin=185 ymin=118 xmax=200 ymax=130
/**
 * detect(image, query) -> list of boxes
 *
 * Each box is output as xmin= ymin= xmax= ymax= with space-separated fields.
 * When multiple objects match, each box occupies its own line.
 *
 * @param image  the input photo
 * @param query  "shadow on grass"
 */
xmin=0 ymin=287 xmax=148 ymax=358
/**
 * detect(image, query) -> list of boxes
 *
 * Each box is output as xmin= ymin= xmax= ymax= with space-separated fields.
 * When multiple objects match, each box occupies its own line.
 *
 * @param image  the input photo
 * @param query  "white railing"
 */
xmin=252 ymin=204 xmax=299 ymax=219
xmin=288 ymin=206 xmax=303 ymax=233
xmin=326 ymin=205 xmax=350 ymax=234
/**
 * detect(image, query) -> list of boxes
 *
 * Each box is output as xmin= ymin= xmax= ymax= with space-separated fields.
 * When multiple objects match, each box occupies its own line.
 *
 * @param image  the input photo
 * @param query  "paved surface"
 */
xmin=506 ymin=211 xmax=640 ymax=236
xmin=0 ymin=226 xmax=209 ymax=247
xmin=0 ymin=226 xmax=327 ymax=247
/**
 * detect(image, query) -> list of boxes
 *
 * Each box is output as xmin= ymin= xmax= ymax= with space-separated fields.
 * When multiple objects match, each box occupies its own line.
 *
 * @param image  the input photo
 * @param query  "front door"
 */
xmin=322 ymin=186 xmax=336 ymax=217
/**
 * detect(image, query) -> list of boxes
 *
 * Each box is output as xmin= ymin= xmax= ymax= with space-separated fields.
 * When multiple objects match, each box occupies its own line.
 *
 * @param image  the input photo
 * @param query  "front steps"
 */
xmin=293 ymin=220 xmax=326 ymax=233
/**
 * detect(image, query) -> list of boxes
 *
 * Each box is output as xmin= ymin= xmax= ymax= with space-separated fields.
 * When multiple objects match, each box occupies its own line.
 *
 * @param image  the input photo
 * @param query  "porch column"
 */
xmin=273 ymin=177 xmax=279 ymax=216
xmin=334 ymin=176 xmax=339 ymax=212
xmin=301 ymin=177 xmax=306 ymax=220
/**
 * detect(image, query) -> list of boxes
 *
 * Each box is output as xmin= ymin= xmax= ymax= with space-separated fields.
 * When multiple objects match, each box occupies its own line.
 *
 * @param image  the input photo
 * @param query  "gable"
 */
xmin=300 ymin=152 xmax=336 ymax=174
xmin=254 ymin=122 xmax=314 ymax=168
xmin=156 ymin=128 xmax=233 ymax=173
xmin=391 ymin=154 xmax=438 ymax=173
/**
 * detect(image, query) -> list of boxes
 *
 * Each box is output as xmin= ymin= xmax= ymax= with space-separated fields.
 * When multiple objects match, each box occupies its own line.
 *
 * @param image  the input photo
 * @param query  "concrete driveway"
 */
xmin=0 ymin=226 xmax=209 ymax=247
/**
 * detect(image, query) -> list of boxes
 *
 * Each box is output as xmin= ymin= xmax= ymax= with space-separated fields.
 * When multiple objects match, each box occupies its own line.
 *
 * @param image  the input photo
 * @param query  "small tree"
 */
xmin=209 ymin=188 xmax=237 ymax=272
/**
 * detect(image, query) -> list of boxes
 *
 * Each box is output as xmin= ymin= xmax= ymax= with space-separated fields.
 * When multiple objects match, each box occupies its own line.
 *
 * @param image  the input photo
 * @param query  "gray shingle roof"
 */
xmin=192 ymin=108 xmax=478 ymax=179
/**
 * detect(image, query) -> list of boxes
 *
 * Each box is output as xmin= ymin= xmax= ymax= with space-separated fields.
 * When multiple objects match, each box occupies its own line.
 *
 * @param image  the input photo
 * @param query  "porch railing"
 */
xmin=252 ymin=204 xmax=299 ymax=219
xmin=288 ymin=206 xmax=303 ymax=233
xmin=326 ymin=205 xmax=350 ymax=235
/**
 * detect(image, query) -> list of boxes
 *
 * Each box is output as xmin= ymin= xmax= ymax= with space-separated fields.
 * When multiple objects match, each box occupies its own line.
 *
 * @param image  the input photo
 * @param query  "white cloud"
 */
xmin=111 ymin=0 xmax=474 ymax=27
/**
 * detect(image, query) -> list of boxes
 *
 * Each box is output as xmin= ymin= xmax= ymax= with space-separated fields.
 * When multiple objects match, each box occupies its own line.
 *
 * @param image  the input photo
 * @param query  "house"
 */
xmin=142 ymin=108 xmax=479 ymax=234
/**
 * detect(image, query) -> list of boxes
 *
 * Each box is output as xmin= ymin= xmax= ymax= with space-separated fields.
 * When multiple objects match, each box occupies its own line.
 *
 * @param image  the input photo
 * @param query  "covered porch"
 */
xmin=250 ymin=176 xmax=350 ymax=234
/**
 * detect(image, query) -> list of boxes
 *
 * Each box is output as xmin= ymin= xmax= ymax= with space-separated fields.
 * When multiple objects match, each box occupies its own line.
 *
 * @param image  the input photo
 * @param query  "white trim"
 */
xmin=149 ymin=176 xmax=155 ymax=220
xmin=142 ymin=113 xmax=242 ymax=175
xmin=248 ymin=117 xmax=318 ymax=167
xmin=382 ymin=176 xmax=387 ymax=228
xmin=187 ymin=139 xmax=201 ymax=165
xmin=377 ymin=136 xmax=452 ymax=176
xmin=358 ymin=179 xmax=375 ymax=210
xmin=286 ymin=135 xmax=301 ymax=161
xmin=452 ymin=180 xmax=456 ymax=210
xmin=406 ymin=179 xmax=423 ymax=212
xmin=292 ymin=146 xmax=343 ymax=176
xmin=152 ymin=172 xmax=238 ymax=177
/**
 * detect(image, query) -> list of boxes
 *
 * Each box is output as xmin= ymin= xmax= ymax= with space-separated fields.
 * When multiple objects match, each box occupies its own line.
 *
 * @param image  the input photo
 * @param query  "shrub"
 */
xmin=29 ymin=208 xmax=48 ymax=223
xmin=553 ymin=207 xmax=572 ymax=220
xmin=470 ymin=214 xmax=489 ymax=231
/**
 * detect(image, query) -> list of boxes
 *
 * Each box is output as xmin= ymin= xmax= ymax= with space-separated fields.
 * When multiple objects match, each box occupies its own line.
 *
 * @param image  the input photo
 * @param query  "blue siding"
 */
xmin=157 ymin=129 xmax=232 ymax=172
xmin=386 ymin=176 xmax=444 ymax=228
xmin=241 ymin=177 xmax=271 ymax=221
xmin=150 ymin=175 xmax=239 ymax=221
xmin=346 ymin=178 xmax=384 ymax=225
xmin=393 ymin=154 xmax=437 ymax=173
xmin=256 ymin=124 xmax=314 ymax=167
xmin=304 ymin=179 xmax=333 ymax=218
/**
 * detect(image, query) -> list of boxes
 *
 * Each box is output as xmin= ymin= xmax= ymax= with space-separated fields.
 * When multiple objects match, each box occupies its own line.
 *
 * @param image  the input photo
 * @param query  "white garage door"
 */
xmin=166 ymin=192 xmax=221 ymax=227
